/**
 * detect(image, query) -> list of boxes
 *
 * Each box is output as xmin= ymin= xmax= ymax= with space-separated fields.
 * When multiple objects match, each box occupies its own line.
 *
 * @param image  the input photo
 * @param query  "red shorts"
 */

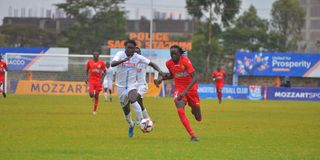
xmin=216 ymin=83 xmax=224 ymax=89
xmin=88 ymin=82 xmax=102 ymax=93
xmin=174 ymin=88 xmax=200 ymax=107
xmin=0 ymin=75 xmax=4 ymax=83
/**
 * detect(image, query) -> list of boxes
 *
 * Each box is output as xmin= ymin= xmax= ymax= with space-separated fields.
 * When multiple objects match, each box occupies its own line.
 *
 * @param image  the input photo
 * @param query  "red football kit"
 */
xmin=86 ymin=59 xmax=106 ymax=93
xmin=212 ymin=70 xmax=226 ymax=89
xmin=0 ymin=61 xmax=8 ymax=83
xmin=166 ymin=56 xmax=200 ymax=107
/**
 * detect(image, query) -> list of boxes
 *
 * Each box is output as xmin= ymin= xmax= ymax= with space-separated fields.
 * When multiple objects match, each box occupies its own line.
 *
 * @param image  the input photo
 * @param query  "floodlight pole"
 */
xmin=150 ymin=0 xmax=153 ymax=49
xmin=149 ymin=0 xmax=153 ymax=85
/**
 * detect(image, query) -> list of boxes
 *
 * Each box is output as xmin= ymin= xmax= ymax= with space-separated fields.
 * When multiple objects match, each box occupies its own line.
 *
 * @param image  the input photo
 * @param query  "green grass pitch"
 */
xmin=1 ymin=95 xmax=320 ymax=159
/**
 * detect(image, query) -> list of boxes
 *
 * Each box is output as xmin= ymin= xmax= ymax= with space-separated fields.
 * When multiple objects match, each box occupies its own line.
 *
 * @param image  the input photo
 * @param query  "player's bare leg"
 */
xmin=191 ymin=106 xmax=202 ymax=122
xmin=108 ymin=89 xmax=112 ymax=102
xmin=1 ymin=83 xmax=6 ymax=98
xmin=93 ymin=92 xmax=100 ymax=115
xmin=0 ymin=83 xmax=6 ymax=98
xmin=217 ymin=88 xmax=222 ymax=104
xmin=128 ymin=89 xmax=144 ymax=124
xmin=89 ymin=91 xmax=94 ymax=105
xmin=175 ymin=100 xmax=198 ymax=141
xmin=88 ymin=91 xmax=96 ymax=115
xmin=137 ymin=94 xmax=151 ymax=119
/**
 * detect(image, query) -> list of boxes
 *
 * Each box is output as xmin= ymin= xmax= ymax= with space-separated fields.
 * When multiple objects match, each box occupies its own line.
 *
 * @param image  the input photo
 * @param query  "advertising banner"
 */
xmin=266 ymin=87 xmax=320 ymax=101
xmin=234 ymin=52 xmax=320 ymax=77
xmin=1 ymin=47 xmax=69 ymax=71
xmin=12 ymin=80 xmax=161 ymax=96
xmin=197 ymin=84 xmax=264 ymax=100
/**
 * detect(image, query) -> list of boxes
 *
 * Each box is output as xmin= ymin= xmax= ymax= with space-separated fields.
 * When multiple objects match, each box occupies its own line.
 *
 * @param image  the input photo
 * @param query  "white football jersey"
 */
xmin=136 ymin=62 xmax=147 ymax=85
xmin=103 ymin=67 xmax=114 ymax=83
xmin=112 ymin=50 xmax=150 ymax=88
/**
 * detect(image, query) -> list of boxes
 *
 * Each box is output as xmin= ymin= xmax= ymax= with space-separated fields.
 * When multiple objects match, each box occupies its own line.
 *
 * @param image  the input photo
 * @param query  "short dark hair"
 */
xmin=170 ymin=45 xmax=185 ymax=54
xmin=124 ymin=40 xmax=137 ymax=47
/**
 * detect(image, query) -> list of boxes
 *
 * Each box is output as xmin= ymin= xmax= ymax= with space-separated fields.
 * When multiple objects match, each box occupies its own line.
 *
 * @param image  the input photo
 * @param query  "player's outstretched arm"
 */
xmin=100 ymin=71 xmax=106 ymax=84
xmin=162 ymin=72 xmax=173 ymax=80
xmin=111 ymin=57 xmax=130 ymax=67
xmin=154 ymin=72 xmax=173 ymax=87
xmin=148 ymin=62 xmax=164 ymax=77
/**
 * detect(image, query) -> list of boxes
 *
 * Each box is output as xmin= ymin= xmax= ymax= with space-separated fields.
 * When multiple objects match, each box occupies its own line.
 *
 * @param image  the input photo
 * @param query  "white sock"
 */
xmin=132 ymin=101 xmax=143 ymax=123
xmin=104 ymin=92 xmax=108 ymax=100
xmin=125 ymin=113 xmax=134 ymax=127
xmin=142 ymin=108 xmax=150 ymax=119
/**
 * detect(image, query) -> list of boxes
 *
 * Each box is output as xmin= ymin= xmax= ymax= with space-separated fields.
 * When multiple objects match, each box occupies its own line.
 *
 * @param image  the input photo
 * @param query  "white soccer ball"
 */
xmin=139 ymin=118 xmax=153 ymax=133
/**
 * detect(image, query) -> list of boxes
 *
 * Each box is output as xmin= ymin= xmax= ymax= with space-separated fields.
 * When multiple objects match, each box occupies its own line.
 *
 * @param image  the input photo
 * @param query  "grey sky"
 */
xmin=0 ymin=0 xmax=275 ymax=25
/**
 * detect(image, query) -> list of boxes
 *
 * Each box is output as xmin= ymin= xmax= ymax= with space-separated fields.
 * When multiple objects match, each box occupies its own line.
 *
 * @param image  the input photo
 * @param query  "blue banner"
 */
xmin=197 ymin=84 xmax=264 ymax=100
xmin=267 ymin=87 xmax=320 ymax=101
xmin=234 ymin=52 xmax=320 ymax=77
xmin=0 ymin=47 xmax=68 ymax=71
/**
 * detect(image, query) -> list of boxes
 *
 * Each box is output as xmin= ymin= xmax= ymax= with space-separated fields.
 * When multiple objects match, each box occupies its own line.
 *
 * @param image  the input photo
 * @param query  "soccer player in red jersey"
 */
xmin=0 ymin=55 xmax=8 ymax=98
xmin=155 ymin=45 xmax=202 ymax=141
xmin=212 ymin=67 xmax=226 ymax=104
xmin=86 ymin=52 xmax=106 ymax=115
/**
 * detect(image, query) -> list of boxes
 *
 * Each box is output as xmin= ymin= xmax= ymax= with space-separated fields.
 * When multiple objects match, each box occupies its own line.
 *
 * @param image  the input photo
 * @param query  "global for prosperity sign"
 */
xmin=234 ymin=52 xmax=320 ymax=77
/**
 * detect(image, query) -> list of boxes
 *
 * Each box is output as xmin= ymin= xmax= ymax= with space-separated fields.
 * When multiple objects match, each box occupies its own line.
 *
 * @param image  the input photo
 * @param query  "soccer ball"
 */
xmin=139 ymin=118 xmax=153 ymax=133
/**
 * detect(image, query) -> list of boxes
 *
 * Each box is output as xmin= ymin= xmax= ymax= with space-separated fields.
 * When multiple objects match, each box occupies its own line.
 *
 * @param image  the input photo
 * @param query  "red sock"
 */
xmin=217 ymin=91 xmax=222 ymax=101
xmin=177 ymin=108 xmax=195 ymax=137
xmin=93 ymin=95 xmax=99 ymax=112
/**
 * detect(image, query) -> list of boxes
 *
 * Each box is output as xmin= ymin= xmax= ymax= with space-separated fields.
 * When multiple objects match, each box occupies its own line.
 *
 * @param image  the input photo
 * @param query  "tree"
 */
xmin=186 ymin=0 xmax=241 ymax=82
xmin=0 ymin=24 xmax=58 ymax=47
xmin=56 ymin=0 xmax=127 ymax=54
xmin=222 ymin=5 xmax=269 ymax=53
xmin=189 ymin=22 xmax=221 ymax=81
xmin=271 ymin=0 xmax=305 ymax=51
xmin=0 ymin=34 xmax=8 ymax=46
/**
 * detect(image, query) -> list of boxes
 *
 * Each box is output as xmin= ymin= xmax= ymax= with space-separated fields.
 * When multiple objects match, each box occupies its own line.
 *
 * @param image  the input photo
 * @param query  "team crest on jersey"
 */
xmin=98 ymin=64 xmax=101 ymax=68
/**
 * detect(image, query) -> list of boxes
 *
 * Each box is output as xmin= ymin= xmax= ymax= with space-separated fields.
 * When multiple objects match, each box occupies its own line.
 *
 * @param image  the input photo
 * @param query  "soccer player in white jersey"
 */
xmin=111 ymin=40 xmax=164 ymax=138
xmin=135 ymin=47 xmax=151 ymax=120
xmin=103 ymin=61 xmax=114 ymax=102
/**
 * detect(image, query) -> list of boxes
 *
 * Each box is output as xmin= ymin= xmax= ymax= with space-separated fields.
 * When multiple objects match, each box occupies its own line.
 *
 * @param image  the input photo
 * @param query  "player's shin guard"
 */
xmin=132 ymin=102 xmax=143 ymax=123
xmin=177 ymin=108 xmax=195 ymax=137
